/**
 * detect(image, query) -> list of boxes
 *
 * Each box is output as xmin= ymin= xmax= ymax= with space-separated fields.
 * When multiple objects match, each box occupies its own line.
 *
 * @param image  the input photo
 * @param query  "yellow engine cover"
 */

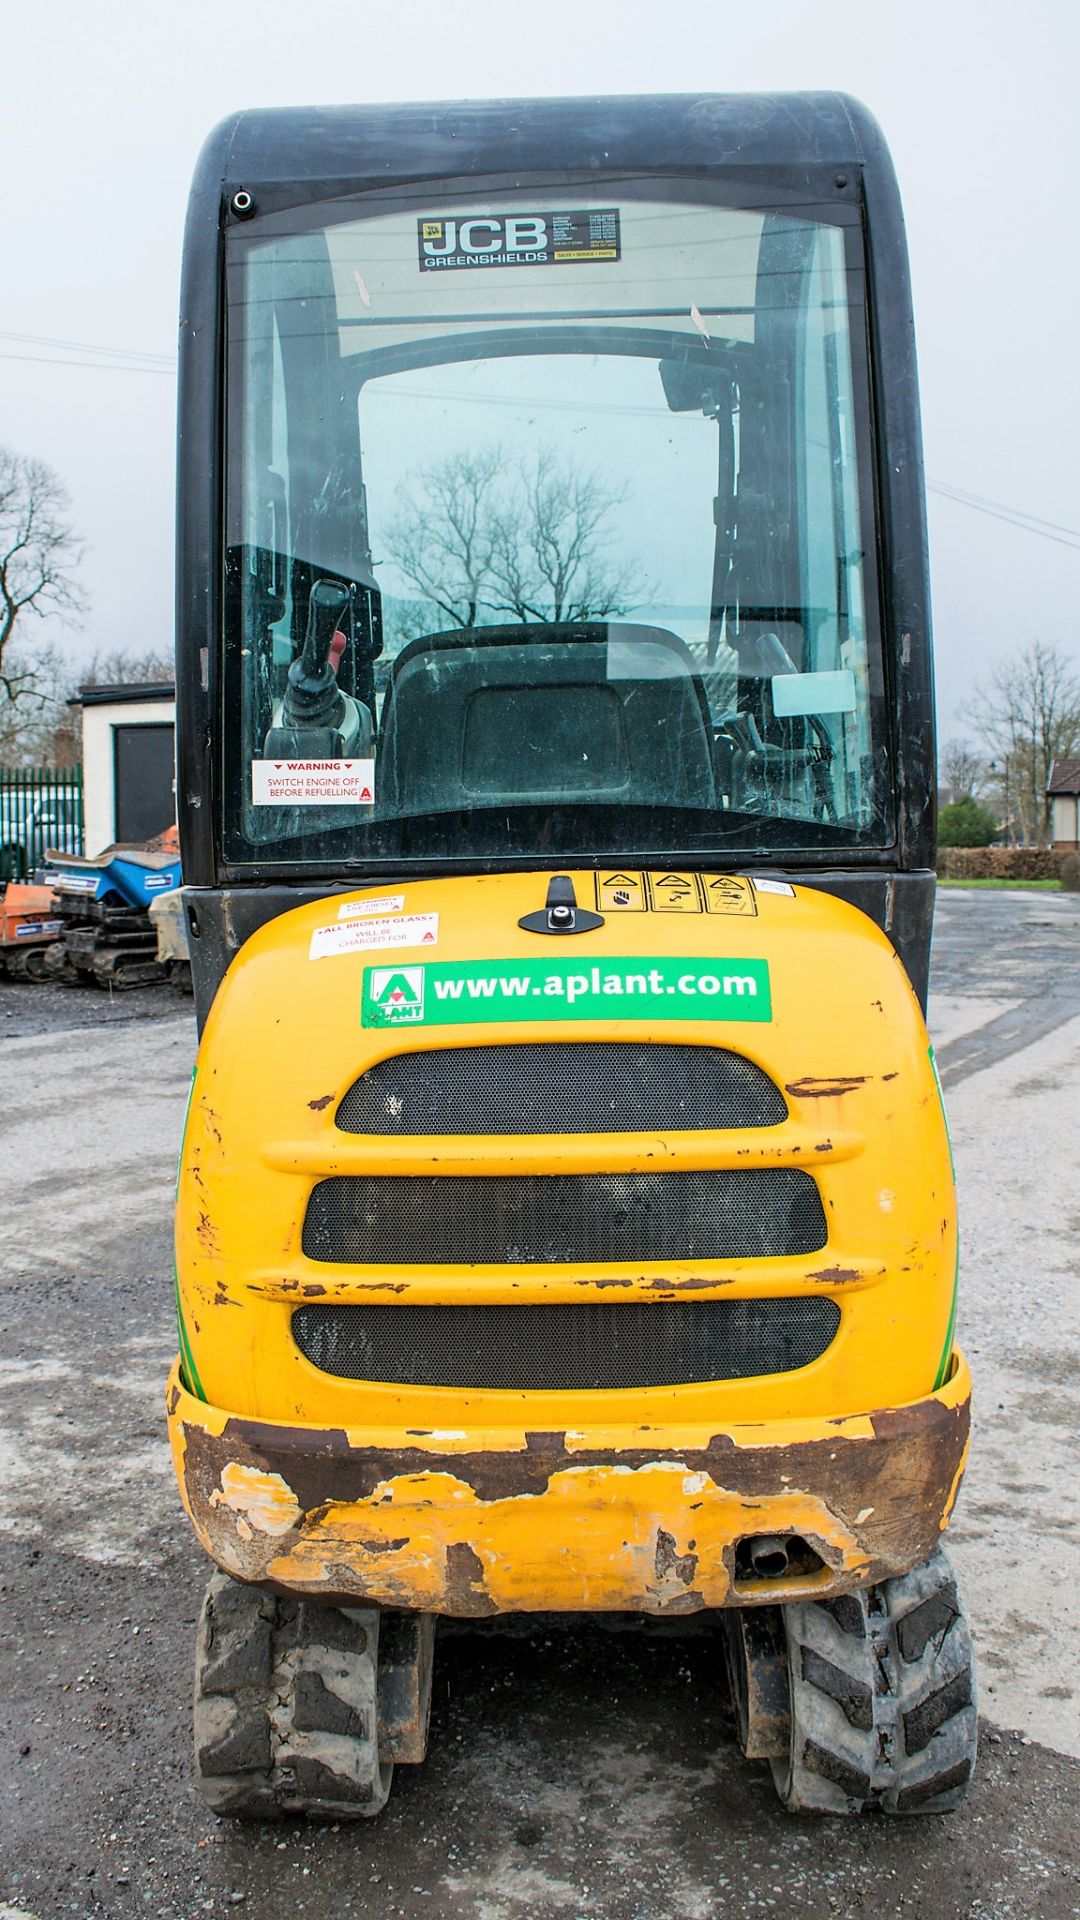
xmin=170 ymin=870 xmax=964 ymax=1613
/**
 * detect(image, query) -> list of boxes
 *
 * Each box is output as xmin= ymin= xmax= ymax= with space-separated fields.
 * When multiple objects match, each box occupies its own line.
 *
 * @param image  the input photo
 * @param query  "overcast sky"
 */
xmin=1 ymin=0 xmax=1076 ymax=745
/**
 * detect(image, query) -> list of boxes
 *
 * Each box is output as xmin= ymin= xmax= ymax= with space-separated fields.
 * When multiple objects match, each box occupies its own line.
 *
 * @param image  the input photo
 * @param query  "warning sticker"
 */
xmin=595 ymin=872 xmax=647 ymax=913
xmin=310 ymin=913 xmax=438 ymax=960
xmin=418 ymin=210 xmax=620 ymax=272
xmin=337 ymin=894 xmax=406 ymax=920
xmin=251 ymin=760 xmax=375 ymax=807
xmin=703 ymin=876 xmax=757 ymax=917
xmin=648 ymin=873 xmax=701 ymax=914
xmin=592 ymin=871 xmax=772 ymax=915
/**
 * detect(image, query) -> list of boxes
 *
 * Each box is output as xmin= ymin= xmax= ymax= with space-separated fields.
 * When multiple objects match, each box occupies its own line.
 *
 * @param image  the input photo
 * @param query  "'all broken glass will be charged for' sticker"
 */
xmin=251 ymin=760 xmax=375 ymax=806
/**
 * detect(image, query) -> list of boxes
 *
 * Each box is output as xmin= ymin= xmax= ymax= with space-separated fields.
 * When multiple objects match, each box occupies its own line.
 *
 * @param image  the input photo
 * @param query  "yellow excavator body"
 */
xmin=169 ymin=870 xmax=966 ymax=1618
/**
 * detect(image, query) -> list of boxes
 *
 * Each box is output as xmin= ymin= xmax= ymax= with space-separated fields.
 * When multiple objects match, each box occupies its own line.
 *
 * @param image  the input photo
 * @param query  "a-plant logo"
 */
xmin=368 ymin=965 xmax=425 ymax=1024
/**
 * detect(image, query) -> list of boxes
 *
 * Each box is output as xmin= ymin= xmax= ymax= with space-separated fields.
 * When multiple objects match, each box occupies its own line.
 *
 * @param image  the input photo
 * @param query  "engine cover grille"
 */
xmin=335 ymin=1042 xmax=787 ymax=1135
xmin=291 ymin=1298 xmax=841 ymax=1389
xmin=301 ymin=1169 xmax=827 ymax=1265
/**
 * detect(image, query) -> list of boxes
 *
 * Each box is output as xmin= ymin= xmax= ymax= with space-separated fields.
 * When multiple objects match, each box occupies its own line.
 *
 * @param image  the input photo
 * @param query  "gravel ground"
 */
xmin=0 ymin=977 xmax=181 ymax=1042
xmin=1 ymin=893 xmax=1078 ymax=1920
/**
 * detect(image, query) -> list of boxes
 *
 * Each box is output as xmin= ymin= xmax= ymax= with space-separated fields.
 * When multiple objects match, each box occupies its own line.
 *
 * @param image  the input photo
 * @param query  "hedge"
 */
xmin=936 ymin=846 xmax=1064 ymax=880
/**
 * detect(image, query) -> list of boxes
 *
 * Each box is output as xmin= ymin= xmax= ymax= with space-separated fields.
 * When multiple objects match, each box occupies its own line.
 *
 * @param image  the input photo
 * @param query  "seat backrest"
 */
xmin=377 ymin=623 xmax=716 ymax=815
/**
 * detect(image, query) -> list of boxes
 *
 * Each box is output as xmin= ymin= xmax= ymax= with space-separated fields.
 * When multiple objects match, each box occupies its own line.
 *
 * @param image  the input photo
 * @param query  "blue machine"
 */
xmin=43 ymin=844 xmax=183 ymax=988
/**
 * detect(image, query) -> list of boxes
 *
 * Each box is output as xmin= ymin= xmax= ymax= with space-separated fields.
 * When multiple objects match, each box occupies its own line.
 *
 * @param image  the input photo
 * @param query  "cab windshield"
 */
xmin=222 ymin=182 xmax=891 ymax=867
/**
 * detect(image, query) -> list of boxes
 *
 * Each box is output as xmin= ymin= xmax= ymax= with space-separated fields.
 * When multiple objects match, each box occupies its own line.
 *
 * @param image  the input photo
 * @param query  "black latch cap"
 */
xmin=518 ymin=874 xmax=605 ymax=937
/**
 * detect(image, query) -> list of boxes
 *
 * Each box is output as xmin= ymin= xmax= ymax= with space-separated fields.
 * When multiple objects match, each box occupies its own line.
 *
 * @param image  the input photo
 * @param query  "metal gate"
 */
xmin=0 ymin=765 xmax=84 ymax=879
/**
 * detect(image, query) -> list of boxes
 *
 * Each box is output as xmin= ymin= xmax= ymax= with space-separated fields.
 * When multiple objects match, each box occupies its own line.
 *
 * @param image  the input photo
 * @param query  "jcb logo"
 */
xmin=417 ymin=208 xmax=621 ymax=274
xmin=419 ymin=215 xmax=549 ymax=266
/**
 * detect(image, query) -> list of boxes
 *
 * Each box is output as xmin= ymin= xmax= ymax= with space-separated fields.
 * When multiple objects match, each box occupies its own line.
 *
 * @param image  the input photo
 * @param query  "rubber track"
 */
xmin=194 ymin=1574 xmax=392 ymax=1819
xmin=771 ymin=1544 xmax=978 ymax=1815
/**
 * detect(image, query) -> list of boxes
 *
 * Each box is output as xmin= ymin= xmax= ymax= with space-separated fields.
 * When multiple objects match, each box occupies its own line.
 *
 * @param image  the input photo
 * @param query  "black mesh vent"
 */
xmin=292 ymin=1298 xmax=841 ymax=1389
xmin=301 ymin=1169 xmax=826 ymax=1265
xmin=336 ymin=1042 xmax=787 ymax=1135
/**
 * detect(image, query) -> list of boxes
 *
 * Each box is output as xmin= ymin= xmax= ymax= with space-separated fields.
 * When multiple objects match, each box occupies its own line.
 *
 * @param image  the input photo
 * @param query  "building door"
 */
xmin=113 ymin=724 xmax=175 ymax=843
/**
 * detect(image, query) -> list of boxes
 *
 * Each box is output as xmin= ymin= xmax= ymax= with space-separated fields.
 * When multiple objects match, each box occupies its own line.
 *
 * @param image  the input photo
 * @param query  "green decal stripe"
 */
xmin=934 ymin=1243 xmax=960 ymax=1391
xmin=362 ymin=956 xmax=772 ymax=1029
xmin=928 ymin=1046 xmax=959 ymax=1389
xmin=174 ymin=1266 xmax=207 ymax=1403
xmin=175 ymin=1064 xmax=197 ymax=1199
xmin=927 ymin=1045 xmax=956 ymax=1180
xmin=174 ymin=1064 xmax=206 ymax=1397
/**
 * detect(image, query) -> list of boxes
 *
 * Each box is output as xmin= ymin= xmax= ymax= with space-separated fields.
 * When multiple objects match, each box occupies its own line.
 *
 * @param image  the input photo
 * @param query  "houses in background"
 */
xmin=1046 ymin=760 xmax=1080 ymax=851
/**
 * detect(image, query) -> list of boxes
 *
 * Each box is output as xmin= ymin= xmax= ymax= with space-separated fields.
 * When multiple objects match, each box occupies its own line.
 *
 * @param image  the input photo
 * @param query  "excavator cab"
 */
xmin=170 ymin=93 xmax=976 ymax=1821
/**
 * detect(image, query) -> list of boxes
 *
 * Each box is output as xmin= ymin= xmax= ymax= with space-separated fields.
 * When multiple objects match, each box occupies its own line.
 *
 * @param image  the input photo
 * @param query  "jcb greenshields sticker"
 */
xmin=417 ymin=210 xmax=621 ymax=271
xmin=362 ymin=958 xmax=771 ymax=1028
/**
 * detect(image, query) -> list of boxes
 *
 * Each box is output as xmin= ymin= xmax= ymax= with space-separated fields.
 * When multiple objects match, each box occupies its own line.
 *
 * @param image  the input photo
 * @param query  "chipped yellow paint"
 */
xmin=168 ymin=1354 xmax=971 ymax=1615
xmin=940 ymin=1423 xmax=972 ymax=1532
xmin=209 ymin=1462 xmax=303 ymax=1538
xmin=263 ymin=1466 xmax=864 ymax=1612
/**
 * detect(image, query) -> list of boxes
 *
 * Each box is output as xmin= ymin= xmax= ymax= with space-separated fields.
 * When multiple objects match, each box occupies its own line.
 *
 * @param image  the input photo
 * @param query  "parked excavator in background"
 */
xmin=43 ymin=827 xmax=182 ymax=988
xmin=0 ymin=880 xmax=62 ymax=981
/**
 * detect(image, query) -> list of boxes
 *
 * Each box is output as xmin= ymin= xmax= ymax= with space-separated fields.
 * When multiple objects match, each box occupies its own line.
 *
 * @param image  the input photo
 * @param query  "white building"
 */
xmin=79 ymin=682 xmax=176 ymax=854
xmin=1046 ymin=759 xmax=1080 ymax=849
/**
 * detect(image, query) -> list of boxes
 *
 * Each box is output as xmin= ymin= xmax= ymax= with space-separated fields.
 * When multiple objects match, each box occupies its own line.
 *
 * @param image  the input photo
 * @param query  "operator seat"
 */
xmin=376 ymin=623 xmax=716 ymax=815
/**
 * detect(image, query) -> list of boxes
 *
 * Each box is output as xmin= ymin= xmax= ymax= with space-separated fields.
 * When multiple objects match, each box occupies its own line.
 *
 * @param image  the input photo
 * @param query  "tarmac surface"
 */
xmin=1 ymin=890 xmax=1078 ymax=1920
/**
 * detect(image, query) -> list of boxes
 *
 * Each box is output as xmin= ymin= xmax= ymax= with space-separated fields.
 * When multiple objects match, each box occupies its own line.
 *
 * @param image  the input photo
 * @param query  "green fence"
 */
xmin=0 ymin=765 xmax=84 ymax=880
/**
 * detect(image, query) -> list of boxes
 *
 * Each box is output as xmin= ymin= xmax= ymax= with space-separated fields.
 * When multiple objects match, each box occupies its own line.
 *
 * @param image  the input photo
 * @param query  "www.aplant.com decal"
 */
xmin=361 ymin=958 xmax=771 ymax=1028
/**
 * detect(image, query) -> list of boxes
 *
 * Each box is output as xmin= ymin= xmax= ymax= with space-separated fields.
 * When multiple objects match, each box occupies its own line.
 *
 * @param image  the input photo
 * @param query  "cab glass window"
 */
xmin=222 ymin=184 xmax=890 ymax=866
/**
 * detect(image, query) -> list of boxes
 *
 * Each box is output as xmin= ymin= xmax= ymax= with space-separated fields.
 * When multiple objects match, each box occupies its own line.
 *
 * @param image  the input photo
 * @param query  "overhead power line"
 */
xmin=0 ymin=350 xmax=175 ymax=376
xmin=0 ymin=328 xmax=175 ymax=370
xmin=927 ymin=480 xmax=1080 ymax=550
xmin=2 ymin=327 xmax=1077 ymax=549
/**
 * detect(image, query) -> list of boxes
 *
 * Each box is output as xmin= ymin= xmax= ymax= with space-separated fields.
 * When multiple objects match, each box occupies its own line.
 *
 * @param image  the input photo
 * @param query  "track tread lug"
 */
xmin=902 ymin=1666 xmax=974 ymax=1755
xmin=800 ymin=1645 xmax=875 ymax=1732
xmin=817 ymin=1593 xmax=866 ymax=1637
xmin=895 ymin=1583 xmax=960 ymax=1663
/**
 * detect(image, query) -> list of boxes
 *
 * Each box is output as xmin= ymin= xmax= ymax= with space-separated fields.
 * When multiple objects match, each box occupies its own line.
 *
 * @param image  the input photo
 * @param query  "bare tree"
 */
xmin=382 ymin=448 xmax=502 ymax=629
xmin=0 ymin=638 xmax=75 ymax=765
xmin=964 ymin=640 xmax=1080 ymax=844
xmin=1 ymin=643 xmax=176 ymax=770
xmin=0 ymin=446 xmax=87 ymax=718
xmin=381 ymin=445 xmax=644 ymax=629
xmin=79 ymin=646 xmax=174 ymax=688
xmin=939 ymin=738 xmax=986 ymax=803
xmin=488 ymin=448 xmax=645 ymax=623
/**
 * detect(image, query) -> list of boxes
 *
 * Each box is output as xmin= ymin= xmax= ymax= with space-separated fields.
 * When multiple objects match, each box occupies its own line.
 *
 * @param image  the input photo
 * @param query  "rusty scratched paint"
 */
xmin=646 ymin=1275 xmax=734 ymax=1292
xmin=176 ymin=1387 xmax=969 ymax=1617
xmin=784 ymin=1076 xmax=869 ymax=1099
xmin=446 ymin=1542 xmax=498 ymax=1616
xmin=196 ymin=1211 xmax=220 ymax=1257
xmin=654 ymin=1528 xmax=699 ymax=1587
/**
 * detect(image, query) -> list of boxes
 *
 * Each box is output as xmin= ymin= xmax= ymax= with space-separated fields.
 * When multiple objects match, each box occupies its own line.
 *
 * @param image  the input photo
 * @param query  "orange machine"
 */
xmin=0 ymin=882 xmax=62 ymax=981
